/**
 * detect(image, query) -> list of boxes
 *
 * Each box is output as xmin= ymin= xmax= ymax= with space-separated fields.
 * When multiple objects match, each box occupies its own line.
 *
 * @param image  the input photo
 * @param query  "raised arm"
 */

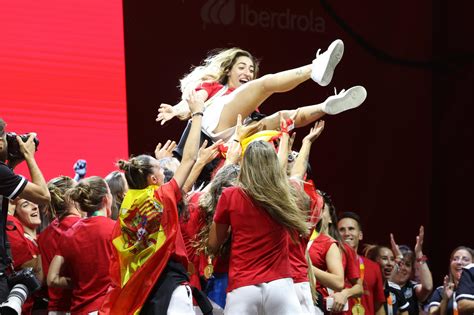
xmin=17 ymin=133 xmax=50 ymax=204
xmin=290 ymin=120 xmax=325 ymax=179
xmin=156 ymin=90 xmax=209 ymax=125
xmin=182 ymin=139 xmax=222 ymax=194
xmin=277 ymin=116 xmax=291 ymax=170
xmin=414 ymin=226 xmax=433 ymax=302
xmin=172 ymin=90 xmax=205 ymax=188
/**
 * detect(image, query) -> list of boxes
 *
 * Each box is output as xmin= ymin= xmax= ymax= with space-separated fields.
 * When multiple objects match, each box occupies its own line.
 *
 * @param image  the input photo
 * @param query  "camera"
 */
xmin=5 ymin=132 xmax=39 ymax=162
xmin=0 ymin=268 xmax=41 ymax=315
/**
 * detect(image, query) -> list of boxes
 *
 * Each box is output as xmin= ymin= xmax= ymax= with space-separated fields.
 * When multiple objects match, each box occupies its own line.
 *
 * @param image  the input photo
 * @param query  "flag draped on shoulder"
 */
xmin=100 ymin=182 xmax=181 ymax=315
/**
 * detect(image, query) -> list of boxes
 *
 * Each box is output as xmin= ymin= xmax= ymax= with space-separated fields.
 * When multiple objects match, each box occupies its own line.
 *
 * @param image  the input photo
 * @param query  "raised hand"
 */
xmin=303 ymin=120 xmax=325 ymax=143
xmin=156 ymin=103 xmax=178 ymax=125
xmin=186 ymin=89 xmax=204 ymax=115
xmin=197 ymin=139 xmax=223 ymax=166
xmin=225 ymin=140 xmax=242 ymax=165
xmin=390 ymin=233 xmax=402 ymax=257
xmin=414 ymin=226 xmax=425 ymax=258
xmin=442 ymin=275 xmax=454 ymax=299
xmin=17 ymin=133 xmax=38 ymax=159
xmin=73 ymin=159 xmax=87 ymax=181
xmin=234 ymin=114 xmax=263 ymax=141
xmin=155 ymin=140 xmax=177 ymax=160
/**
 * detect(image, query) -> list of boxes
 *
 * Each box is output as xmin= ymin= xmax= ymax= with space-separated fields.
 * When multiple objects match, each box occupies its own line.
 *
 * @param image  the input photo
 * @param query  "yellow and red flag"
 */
xmin=100 ymin=183 xmax=180 ymax=315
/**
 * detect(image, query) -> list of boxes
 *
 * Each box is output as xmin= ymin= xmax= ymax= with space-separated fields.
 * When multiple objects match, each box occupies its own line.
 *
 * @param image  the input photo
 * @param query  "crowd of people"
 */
xmin=0 ymin=39 xmax=472 ymax=315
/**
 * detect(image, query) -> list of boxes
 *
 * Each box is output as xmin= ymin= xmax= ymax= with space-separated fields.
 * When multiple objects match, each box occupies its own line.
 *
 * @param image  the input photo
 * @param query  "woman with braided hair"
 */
xmin=38 ymin=175 xmax=82 ymax=314
xmin=47 ymin=176 xmax=115 ymax=315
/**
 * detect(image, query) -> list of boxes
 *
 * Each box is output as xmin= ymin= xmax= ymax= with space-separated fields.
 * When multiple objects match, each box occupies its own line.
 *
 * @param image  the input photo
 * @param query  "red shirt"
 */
xmin=214 ymin=187 xmax=292 ymax=292
xmin=179 ymin=192 xmax=205 ymax=289
xmin=288 ymin=233 xmax=309 ymax=283
xmin=196 ymin=81 xmax=235 ymax=99
xmin=309 ymin=233 xmax=337 ymax=297
xmin=339 ymin=243 xmax=361 ymax=315
xmin=38 ymin=216 xmax=80 ymax=311
xmin=288 ymin=180 xmax=323 ymax=284
xmin=342 ymin=243 xmax=361 ymax=282
xmin=6 ymin=215 xmax=39 ymax=269
xmin=163 ymin=179 xmax=189 ymax=269
xmin=6 ymin=215 xmax=40 ymax=315
xmin=347 ymin=256 xmax=385 ymax=315
xmin=57 ymin=216 xmax=115 ymax=315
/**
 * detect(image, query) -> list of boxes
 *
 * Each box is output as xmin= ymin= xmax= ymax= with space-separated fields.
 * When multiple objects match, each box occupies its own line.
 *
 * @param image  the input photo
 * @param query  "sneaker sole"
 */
xmin=319 ymin=40 xmax=344 ymax=86
xmin=325 ymin=86 xmax=367 ymax=115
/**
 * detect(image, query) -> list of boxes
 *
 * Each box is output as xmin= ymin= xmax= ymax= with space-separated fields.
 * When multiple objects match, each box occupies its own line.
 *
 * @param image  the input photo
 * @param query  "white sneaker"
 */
xmin=322 ymin=86 xmax=367 ymax=115
xmin=311 ymin=39 xmax=344 ymax=86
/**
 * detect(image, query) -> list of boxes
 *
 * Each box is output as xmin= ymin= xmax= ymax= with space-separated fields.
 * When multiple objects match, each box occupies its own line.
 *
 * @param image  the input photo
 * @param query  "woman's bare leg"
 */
xmin=259 ymin=106 xmax=325 ymax=131
xmin=214 ymin=39 xmax=345 ymax=133
xmin=257 ymin=85 xmax=368 ymax=131
xmin=214 ymin=65 xmax=312 ymax=133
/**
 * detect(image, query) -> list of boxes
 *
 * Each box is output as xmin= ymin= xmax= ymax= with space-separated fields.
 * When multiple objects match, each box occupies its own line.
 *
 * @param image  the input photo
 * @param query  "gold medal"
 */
xmin=204 ymin=264 xmax=214 ymax=279
xmin=352 ymin=304 xmax=365 ymax=315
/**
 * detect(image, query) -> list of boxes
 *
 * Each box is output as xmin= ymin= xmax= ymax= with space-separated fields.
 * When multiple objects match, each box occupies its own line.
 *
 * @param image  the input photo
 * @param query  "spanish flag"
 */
xmin=100 ymin=181 xmax=181 ymax=315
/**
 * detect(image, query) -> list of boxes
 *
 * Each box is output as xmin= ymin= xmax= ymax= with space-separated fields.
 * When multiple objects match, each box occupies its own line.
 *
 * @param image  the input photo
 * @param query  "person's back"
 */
xmin=59 ymin=216 xmax=115 ymax=313
xmin=39 ymin=216 xmax=80 ymax=312
xmin=215 ymin=186 xmax=291 ymax=292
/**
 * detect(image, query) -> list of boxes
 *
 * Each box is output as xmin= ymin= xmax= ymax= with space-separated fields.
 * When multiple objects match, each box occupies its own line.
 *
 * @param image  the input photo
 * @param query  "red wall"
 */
xmin=0 ymin=0 xmax=128 ymax=180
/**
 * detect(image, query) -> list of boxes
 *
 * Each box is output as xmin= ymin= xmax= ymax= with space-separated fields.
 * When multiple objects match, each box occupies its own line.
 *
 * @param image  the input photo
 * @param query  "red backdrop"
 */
xmin=0 ymin=0 xmax=128 ymax=180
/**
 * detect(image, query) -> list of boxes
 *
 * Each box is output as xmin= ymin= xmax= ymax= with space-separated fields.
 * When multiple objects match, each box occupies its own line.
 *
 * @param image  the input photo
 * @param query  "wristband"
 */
xmin=191 ymin=112 xmax=204 ymax=117
xmin=233 ymin=139 xmax=239 ymax=143
xmin=416 ymin=255 xmax=428 ymax=264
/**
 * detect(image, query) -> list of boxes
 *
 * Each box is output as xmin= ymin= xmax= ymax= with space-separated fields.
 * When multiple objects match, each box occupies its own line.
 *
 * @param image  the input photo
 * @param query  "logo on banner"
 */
xmin=200 ymin=0 xmax=325 ymax=32
xmin=201 ymin=0 xmax=235 ymax=25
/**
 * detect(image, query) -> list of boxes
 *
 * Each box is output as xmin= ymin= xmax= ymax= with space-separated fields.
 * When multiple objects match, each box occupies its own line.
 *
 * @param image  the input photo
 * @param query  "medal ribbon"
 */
xmin=355 ymin=256 xmax=365 ymax=306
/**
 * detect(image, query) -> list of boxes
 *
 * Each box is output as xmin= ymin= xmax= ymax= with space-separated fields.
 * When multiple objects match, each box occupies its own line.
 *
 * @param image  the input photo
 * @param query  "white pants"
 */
xmin=167 ymin=284 xmax=194 ymax=314
xmin=194 ymin=300 xmax=224 ymax=315
xmin=224 ymin=278 xmax=303 ymax=315
xmin=294 ymin=282 xmax=318 ymax=315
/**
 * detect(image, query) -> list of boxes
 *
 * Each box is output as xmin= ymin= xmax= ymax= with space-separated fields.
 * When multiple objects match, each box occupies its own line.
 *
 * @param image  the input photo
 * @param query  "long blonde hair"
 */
xmin=179 ymin=48 xmax=259 ymax=97
xmin=239 ymin=141 xmax=309 ymax=236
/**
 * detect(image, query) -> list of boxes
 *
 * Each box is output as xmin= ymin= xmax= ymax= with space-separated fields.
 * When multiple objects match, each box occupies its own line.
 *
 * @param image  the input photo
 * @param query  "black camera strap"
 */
xmin=0 ymin=196 xmax=13 ymax=275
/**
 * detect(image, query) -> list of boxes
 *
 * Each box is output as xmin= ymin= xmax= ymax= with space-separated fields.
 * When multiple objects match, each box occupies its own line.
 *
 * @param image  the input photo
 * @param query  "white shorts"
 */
xmin=294 ymin=281 xmax=318 ymax=315
xmin=202 ymin=95 xmax=231 ymax=138
xmin=167 ymin=284 xmax=194 ymax=315
xmin=194 ymin=300 xmax=224 ymax=315
xmin=225 ymin=278 xmax=303 ymax=315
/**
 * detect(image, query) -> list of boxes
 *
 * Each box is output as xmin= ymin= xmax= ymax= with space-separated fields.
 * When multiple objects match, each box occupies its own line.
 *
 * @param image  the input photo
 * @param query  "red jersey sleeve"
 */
xmin=213 ymin=188 xmax=231 ymax=225
xmin=6 ymin=216 xmax=36 ymax=269
xmin=373 ymin=260 xmax=386 ymax=304
xmin=195 ymin=81 xmax=221 ymax=97
xmin=343 ymin=243 xmax=360 ymax=281
xmin=159 ymin=178 xmax=182 ymax=204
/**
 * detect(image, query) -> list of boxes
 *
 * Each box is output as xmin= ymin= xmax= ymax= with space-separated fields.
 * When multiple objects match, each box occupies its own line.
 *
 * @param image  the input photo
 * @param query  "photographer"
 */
xmin=0 ymin=118 xmax=50 ymax=303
